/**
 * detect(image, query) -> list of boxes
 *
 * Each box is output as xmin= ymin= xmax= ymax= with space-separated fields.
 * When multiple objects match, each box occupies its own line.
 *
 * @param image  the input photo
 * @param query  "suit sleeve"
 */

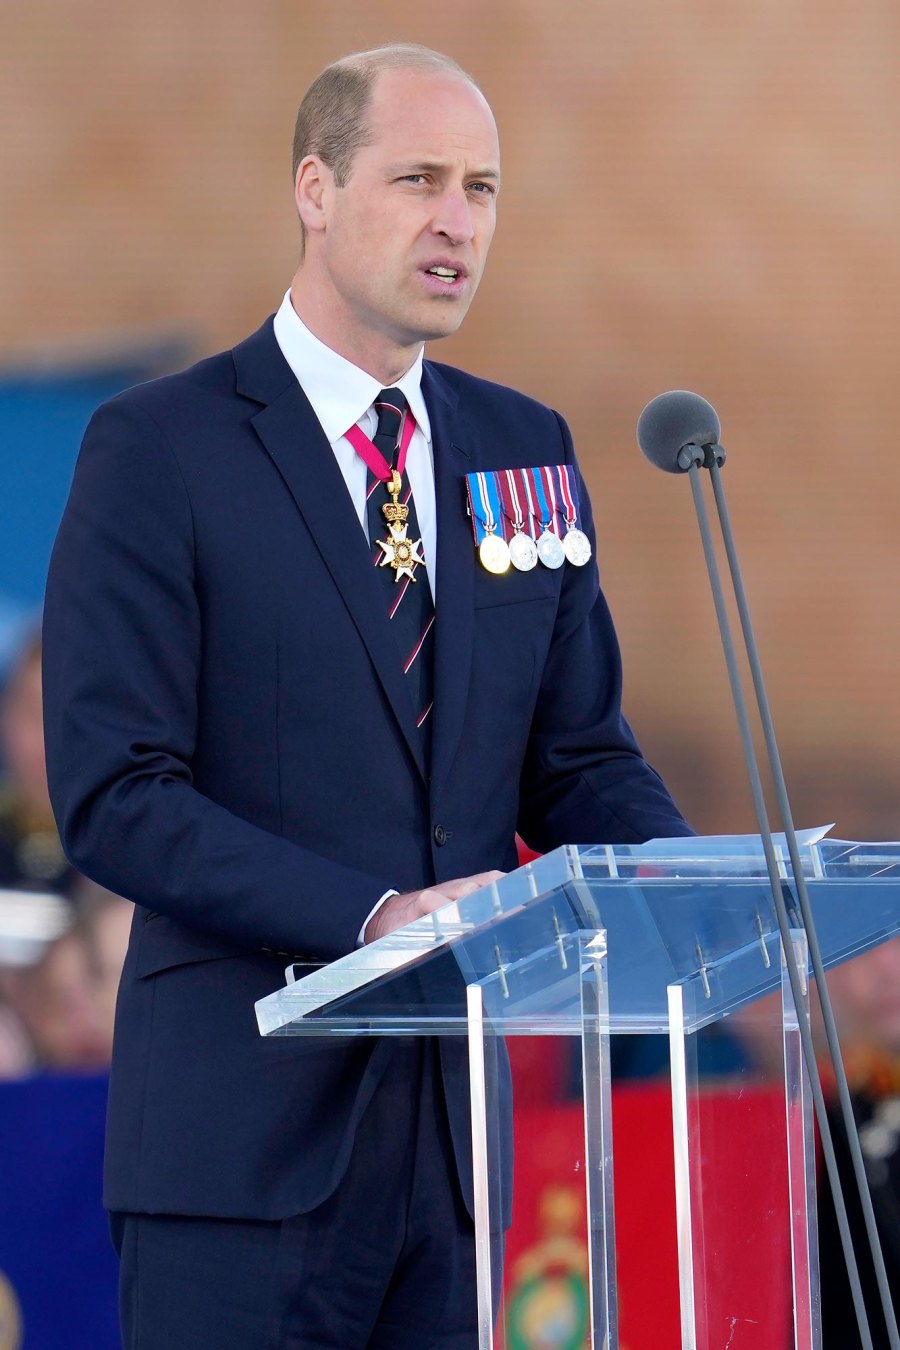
xmin=517 ymin=411 xmax=695 ymax=850
xmin=42 ymin=398 xmax=394 ymax=961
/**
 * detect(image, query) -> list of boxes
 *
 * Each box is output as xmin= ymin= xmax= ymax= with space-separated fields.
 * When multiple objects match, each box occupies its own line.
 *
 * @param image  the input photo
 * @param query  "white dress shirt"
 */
xmin=273 ymin=290 xmax=437 ymax=598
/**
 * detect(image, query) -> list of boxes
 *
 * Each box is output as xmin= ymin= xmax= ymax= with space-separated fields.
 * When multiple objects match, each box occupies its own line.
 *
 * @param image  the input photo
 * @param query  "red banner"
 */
xmin=503 ymin=1074 xmax=793 ymax=1349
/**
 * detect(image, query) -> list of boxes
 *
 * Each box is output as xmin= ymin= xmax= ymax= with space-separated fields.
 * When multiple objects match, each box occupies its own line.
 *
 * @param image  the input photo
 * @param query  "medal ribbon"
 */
xmin=519 ymin=468 xmax=540 ymax=538
xmin=530 ymin=466 xmax=559 ymax=535
xmin=541 ymin=465 xmax=564 ymax=534
xmin=482 ymin=471 xmax=507 ymax=538
xmin=345 ymin=408 xmax=417 ymax=480
xmin=499 ymin=469 xmax=526 ymax=536
xmin=465 ymin=471 xmax=508 ymax=546
xmin=465 ymin=466 xmax=578 ymax=550
xmin=554 ymin=464 xmax=578 ymax=527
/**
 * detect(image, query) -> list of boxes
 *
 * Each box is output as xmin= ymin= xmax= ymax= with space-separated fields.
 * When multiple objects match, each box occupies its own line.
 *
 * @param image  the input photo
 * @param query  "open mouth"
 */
xmin=423 ymin=265 xmax=465 ymax=287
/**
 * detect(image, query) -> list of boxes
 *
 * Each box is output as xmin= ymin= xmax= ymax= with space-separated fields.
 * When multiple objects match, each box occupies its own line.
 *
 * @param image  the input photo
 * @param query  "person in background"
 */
xmin=0 ymin=993 xmax=33 ymax=1077
xmin=0 ymin=926 xmax=106 ymax=1073
xmin=0 ymin=881 xmax=132 ymax=1077
xmin=0 ymin=631 xmax=84 ymax=1075
xmin=77 ymin=880 xmax=134 ymax=1047
xmin=817 ymin=939 xmax=900 ymax=1349
xmin=0 ymin=632 xmax=77 ymax=898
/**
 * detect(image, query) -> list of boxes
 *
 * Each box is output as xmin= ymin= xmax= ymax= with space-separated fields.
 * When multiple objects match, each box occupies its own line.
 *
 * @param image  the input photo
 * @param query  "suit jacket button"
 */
xmin=433 ymin=824 xmax=447 ymax=846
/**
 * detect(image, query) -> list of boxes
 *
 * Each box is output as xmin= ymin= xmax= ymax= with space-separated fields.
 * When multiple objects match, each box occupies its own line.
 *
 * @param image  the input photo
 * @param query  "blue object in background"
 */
xmin=1 ymin=371 xmax=142 ymax=608
xmin=0 ymin=1074 xmax=118 ymax=1349
xmin=0 ymin=350 xmax=189 ymax=681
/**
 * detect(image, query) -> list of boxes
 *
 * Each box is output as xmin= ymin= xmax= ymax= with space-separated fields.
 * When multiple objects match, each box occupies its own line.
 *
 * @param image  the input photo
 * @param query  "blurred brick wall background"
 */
xmin=2 ymin=0 xmax=899 ymax=837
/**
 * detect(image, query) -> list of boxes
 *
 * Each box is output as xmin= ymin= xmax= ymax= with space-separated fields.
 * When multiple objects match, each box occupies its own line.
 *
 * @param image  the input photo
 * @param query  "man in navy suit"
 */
xmin=43 ymin=43 xmax=692 ymax=1349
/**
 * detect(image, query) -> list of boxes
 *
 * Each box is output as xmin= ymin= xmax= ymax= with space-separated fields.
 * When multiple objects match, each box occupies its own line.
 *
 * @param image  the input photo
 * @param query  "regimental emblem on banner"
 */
xmin=464 ymin=466 xmax=591 ymax=574
xmin=505 ymin=1185 xmax=590 ymax=1350
xmin=0 ymin=1270 xmax=23 ymax=1350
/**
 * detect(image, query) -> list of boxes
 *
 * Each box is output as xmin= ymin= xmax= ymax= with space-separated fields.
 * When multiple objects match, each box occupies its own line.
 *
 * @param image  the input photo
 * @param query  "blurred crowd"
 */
xmin=817 ymin=940 xmax=900 ymax=1346
xmin=0 ymin=632 xmax=133 ymax=1078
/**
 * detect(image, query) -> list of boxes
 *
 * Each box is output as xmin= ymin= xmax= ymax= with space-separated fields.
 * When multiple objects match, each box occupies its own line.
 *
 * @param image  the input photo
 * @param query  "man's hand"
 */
xmin=364 ymin=871 xmax=505 ymax=944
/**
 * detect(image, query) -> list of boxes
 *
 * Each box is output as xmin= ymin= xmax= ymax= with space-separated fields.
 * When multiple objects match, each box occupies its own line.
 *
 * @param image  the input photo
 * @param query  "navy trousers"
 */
xmin=111 ymin=1040 xmax=492 ymax=1349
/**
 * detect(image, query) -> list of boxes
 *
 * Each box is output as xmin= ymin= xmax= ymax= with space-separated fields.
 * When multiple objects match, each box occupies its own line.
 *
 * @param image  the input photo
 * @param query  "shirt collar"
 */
xmin=273 ymin=290 xmax=432 ymax=444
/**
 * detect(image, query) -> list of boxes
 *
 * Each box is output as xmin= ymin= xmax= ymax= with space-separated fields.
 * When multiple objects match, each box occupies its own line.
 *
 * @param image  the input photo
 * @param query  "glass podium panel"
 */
xmin=470 ymin=932 xmax=616 ymax=1349
xmin=255 ymin=835 xmax=900 ymax=1349
xmin=669 ymin=931 xmax=819 ymax=1349
xmin=256 ymin=833 xmax=900 ymax=1040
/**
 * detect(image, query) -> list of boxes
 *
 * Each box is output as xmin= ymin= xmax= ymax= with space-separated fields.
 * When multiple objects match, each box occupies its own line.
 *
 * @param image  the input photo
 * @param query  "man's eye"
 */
xmin=468 ymin=182 xmax=497 ymax=196
xmin=401 ymin=174 xmax=426 ymax=184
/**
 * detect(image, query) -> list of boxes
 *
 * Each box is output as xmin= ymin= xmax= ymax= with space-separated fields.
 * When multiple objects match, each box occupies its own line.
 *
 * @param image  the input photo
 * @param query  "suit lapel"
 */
xmin=233 ymin=321 xmax=427 ymax=782
xmin=424 ymin=364 xmax=476 ymax=802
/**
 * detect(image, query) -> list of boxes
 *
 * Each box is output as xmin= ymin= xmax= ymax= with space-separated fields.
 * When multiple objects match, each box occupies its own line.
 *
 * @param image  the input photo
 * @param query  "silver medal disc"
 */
xmin=536 ymin=531 xmax=565 ymax=570
xmin=562 ymin=528 xmax=592 ymax=567
xmin=508 ymin=531 xmax=538 ymax=572
xmin=479 ymin=533 xmax=511 ymax=575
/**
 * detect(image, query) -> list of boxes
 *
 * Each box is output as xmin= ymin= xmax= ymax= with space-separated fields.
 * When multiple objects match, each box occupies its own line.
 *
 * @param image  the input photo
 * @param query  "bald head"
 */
xmin=292 ymin=44 xmax=481 ymax=187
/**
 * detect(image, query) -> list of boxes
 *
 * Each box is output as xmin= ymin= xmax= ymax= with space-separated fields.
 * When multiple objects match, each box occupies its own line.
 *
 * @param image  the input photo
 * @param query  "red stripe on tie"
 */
xmin=416 ymin=701 xmax=434 ymax=728
xmin=389 ymin=577 xmax=410 ymax=618
xmin=403 ymin=613 xmax=435 ymax=673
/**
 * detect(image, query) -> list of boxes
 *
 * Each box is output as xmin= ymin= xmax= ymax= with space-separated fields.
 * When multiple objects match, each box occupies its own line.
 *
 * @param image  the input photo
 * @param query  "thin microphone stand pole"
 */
xmin=684 ymin=455 xmax=876 ymax=1350
xmin=706 ymin=451 xmax=899 ymax=1348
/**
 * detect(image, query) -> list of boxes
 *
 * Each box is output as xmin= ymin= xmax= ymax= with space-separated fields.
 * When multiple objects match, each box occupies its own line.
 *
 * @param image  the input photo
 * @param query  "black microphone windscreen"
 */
xmin=637 ymin=390 xmax=721 ymax=473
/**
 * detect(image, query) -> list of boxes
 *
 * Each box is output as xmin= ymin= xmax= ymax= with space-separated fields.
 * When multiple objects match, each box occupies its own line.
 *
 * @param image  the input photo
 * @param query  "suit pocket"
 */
xmin=472 ymin=573 xmax=561 ymax=611
xmin=134 ymin=912 xmax=245 ymax=979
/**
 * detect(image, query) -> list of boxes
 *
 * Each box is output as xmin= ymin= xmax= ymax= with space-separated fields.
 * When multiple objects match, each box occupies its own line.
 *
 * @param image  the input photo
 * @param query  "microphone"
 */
xmin=638 ymin=389 xmax=899 ymax=1350
xmin=636 ymin=390 xmax=721 ymax=473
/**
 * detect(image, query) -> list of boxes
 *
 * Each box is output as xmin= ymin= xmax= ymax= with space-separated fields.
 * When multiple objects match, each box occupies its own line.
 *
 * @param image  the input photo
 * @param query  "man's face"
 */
xmin=302 ymin=67 xmax=500 ymax=359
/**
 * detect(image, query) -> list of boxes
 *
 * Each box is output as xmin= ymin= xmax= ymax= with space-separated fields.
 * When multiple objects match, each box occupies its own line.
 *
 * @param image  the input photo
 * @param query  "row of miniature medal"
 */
xmin=465 ymin=465 xmax=592 ymax=575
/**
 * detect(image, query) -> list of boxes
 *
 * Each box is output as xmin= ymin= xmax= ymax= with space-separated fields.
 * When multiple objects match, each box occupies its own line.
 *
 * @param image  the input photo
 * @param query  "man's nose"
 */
xmin=432 ymin=188 xmax=475 ymax=245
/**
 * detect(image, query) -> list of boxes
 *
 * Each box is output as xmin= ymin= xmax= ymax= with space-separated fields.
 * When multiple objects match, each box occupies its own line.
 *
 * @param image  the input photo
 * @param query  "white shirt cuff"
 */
xmin=357 ymin=889 xmax=398 ymax=946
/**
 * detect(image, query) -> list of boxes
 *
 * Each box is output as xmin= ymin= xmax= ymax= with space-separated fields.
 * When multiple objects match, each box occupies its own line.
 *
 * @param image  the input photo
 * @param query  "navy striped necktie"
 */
xmin=365 ymin=388 xmax=435 ymax=750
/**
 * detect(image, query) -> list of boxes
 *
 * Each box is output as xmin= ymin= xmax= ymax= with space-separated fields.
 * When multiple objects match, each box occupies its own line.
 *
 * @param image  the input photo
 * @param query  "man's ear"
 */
xmin=295 ymin=155 xmax=332 ymax=238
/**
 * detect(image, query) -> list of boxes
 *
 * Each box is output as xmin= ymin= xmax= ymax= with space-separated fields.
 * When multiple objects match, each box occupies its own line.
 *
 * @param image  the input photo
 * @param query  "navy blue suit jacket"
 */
xmin=42 ymin=318 xmax=692 ymax=1221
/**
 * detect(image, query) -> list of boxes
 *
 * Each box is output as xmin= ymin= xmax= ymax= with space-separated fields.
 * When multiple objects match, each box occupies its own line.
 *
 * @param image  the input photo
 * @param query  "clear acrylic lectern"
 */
xmin=256 ymin=834 xmax=900 ymax=1349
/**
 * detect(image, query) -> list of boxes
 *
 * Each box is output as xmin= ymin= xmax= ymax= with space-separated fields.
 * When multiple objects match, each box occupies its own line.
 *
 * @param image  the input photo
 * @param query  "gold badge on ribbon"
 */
xmin=375 ymin=469 xmax=426 ymax=584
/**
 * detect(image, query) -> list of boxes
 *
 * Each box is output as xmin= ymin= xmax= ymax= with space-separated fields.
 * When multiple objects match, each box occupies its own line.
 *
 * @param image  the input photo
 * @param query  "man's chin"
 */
xmin=405 ymin=302 xmax=471 ymax=345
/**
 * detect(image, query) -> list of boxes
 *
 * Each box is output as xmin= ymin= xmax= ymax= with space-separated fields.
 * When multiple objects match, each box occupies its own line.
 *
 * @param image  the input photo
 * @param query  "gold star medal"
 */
xmin=376 ymin=469 xmax=426 ymax=583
